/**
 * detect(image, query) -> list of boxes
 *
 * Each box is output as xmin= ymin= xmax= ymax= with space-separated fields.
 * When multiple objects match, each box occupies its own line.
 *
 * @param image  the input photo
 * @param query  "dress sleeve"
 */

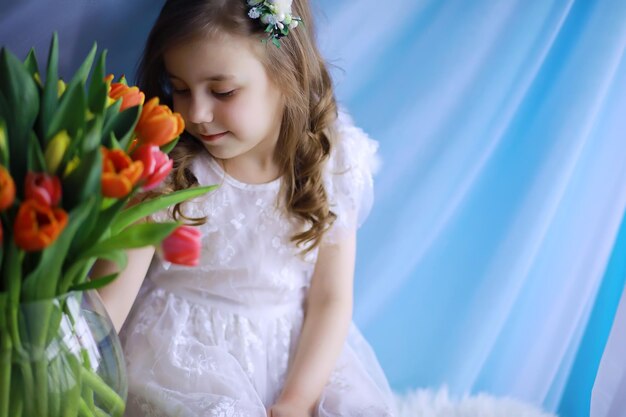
xmin=322 ymin=110 xmax=380 ymax=245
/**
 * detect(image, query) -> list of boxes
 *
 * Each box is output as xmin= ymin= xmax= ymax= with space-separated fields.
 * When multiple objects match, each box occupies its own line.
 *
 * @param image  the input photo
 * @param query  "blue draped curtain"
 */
xmin=2 ymin=1 xmax=626 ymax=415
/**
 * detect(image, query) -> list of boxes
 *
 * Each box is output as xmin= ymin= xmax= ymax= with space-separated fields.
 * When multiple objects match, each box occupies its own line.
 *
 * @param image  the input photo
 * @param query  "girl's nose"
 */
xmin=187 ymin=94 xmax=214 ymax=124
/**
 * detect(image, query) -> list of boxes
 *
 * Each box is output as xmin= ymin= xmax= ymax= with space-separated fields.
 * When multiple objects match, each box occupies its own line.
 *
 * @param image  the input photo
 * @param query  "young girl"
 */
xmin=97 ymin=0 xmax=396 ymax=415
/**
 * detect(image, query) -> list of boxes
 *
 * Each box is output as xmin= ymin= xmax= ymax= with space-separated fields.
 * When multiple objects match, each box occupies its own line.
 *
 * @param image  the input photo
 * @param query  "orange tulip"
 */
xmin=0 ymin=165 xmax=15 ymax=211
xmin=135 ymin=97 xmax=184 ymax=147
xmin=101 ymin=147 xmax=144 ymax=198
xmin=14 ymin=199 xmax=68 ymax=251
xmin=109 ymin=83 xmax=145 ymax=111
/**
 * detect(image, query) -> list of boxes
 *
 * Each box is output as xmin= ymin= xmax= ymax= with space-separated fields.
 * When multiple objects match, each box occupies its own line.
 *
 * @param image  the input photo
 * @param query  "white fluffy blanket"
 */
xmin=395 ymin=387 xmax=558 ymax=417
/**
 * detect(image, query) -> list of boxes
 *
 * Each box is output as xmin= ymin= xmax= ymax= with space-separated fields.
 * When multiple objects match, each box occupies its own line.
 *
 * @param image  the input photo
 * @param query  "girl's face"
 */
xmin=163 ymin=32 xmax=284 ymax=166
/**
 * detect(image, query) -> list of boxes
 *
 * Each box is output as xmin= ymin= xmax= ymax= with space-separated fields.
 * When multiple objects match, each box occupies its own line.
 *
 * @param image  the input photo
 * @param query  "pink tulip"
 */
xmin=132 ymin=145 xmax=173 ymax=191
xmin=25 ymin=172 xmax=62 ymax=206
xmin=162 ymin=226 xmax=202 ymax=266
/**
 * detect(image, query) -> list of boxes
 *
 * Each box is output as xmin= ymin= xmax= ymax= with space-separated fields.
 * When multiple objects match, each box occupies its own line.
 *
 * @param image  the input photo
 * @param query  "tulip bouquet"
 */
xmin=0 ymin=34 xmax=213 ymax=417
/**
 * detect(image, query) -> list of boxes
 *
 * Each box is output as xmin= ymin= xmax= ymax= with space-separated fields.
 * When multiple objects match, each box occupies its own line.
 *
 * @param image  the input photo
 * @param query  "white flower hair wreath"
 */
xmin=246 ymin=0 xmax=302 ymax=47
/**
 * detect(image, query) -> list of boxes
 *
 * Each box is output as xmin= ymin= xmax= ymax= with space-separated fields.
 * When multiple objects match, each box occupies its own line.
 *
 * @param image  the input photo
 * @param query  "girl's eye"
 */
xmin=172 ymin=88 xmax=190 ymax=95
xmin=213 ymin=90 xmax=236 ymax=99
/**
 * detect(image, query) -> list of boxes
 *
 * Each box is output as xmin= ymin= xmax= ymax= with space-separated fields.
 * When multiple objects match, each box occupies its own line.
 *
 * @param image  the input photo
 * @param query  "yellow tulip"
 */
xmin=64 ymin=156 xmax=80 ymax=177
xmin=45 ymin=130 xmax=71 ymax=174
xmin=0 ymin=120 xmax=7 ymax=160
xmin=33 ymin=72 xmax=43 ymax=87
xmin=57 ymin=80 xmax=66 ymax=97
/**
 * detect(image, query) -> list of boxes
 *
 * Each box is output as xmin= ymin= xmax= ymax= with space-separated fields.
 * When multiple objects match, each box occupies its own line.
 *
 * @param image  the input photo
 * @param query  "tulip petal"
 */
xmin=14 ymin=200 xmax=68 ymax=251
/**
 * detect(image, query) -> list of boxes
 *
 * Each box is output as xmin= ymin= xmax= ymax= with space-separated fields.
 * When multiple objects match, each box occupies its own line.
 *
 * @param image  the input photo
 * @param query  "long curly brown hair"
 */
xmin=136 ymin=0 xmax=338 ymax=251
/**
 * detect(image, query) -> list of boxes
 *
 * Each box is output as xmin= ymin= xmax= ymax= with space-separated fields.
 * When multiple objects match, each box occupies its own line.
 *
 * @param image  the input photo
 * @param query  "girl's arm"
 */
xmin=270 ymin=232 xmax=356 ymax=416
xmin=92 ymin=246 xmax=156 ymax=332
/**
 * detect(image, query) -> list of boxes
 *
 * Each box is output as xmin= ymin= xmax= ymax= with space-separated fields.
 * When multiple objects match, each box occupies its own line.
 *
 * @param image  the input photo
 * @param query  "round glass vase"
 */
xmin=0 ymin=290 xmax=127 ymax=417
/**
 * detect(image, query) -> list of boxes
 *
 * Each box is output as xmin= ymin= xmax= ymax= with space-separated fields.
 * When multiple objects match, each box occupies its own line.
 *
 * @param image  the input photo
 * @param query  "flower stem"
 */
xmin=0 ymin=328 xmax=11 ymax=417
xmin=49 ymin=386 xmax=61 ymax=417
xmin=18 ymin=362 xmax=35 ymax=416
xmin=81 ymin=366 xmax=125 ymax=417
xmin=78 ymin=397 xmax=96 ymax=417
xmin=93 ymin=406 xmax=110 ymax=417
xmin=34 ymin=359 xmax=49 ymax=417
xmin=8 ymin=368 xmax=23 ymax=417
xmin=81 ymin=349 xmax=96 ymax=414
xmin=7 ymin=301 xmax=35 ymax=417
xmin=62 ymin=353 xmax=82 ymax=417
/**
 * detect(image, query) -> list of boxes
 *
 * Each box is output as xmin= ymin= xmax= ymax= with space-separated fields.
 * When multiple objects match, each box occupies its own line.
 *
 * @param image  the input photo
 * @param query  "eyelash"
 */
xmin=171 ymin=89 xmax=236 ymax=99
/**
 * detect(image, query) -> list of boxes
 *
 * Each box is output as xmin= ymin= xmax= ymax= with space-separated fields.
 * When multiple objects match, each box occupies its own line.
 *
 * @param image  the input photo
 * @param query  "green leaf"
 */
xmin=82 ymin=222 xmax=179 ymax=259
xmin=46 ymin=80 xmax=87 ymax=140
xmin=64 ymin=249 xmax=128 ymax=290
xmin=68 ymin=42 xmax=96 ymax=89
xmin=44 ymin=41 xmax=96 ymax=145
xmin=77 ymin=115 xmax=103 ymax=153
xmin=102 ymin=105 xmax=141 ymax=151
xmin=23 ymin=48 xmax=39 ymax=78
xmin=0 ymin=292 xmax=6 ymax=329
xmin=66 ymin=192 xmax=105 ymax=258
xmin=27 ymin=130 xmax=46 ymax=172
xmin=69 ymin=272 xmax=118 ymax=292
xmin=103 ymin=97 xmax=122 ymax=128
xmin=62 ymin=145 xmax=101 ymax=210
xmin=94 ymin=249 xmax=128 ymax=270
xmin=88 ymin=50 xmax=108 ymax=115
xmin=0 ymin=47 xmax=40 ymax=186
xmin=109 ymin=132 xmax=122 ymax=150
xmin=159 ymin=135 xmax=180 ymax=154
xmin=39 ymin=33 xmax=59 ymax=145
xmin=71 ymin=195 xmax=128 ymax=256
xmin=111 ymin=185 xmax=218 ymax=233
xmin=21 ymin=198 xmax=95 ymax=301
xmin=1 ymin=242 xmax=23 ymax=305
xmin=0 ymin=48 xmax=40 ymax=116
xmin=59 ymin=260 xmax=92 ymax=292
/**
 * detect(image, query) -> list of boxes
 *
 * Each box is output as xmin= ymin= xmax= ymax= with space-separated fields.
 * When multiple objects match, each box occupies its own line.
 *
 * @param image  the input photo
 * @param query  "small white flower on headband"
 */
xmin=246 ymin=0 xmax=302 ymax=47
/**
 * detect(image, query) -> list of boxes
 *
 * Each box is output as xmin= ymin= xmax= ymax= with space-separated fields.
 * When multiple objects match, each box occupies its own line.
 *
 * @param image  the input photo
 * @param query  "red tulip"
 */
xmin=162 ymin=226 xmax=202 ymax=266
xmin=0 ymin=165 xmax=15 ymax=211
xmin=25 ymin=172 xmax=62 ymax=206
xmin=14 ymin=199 xmax=68 ymax=251
xmin=101 ymin=147 xmax=144 ymax=198
xmin=131 ymin=145 xmax=173 ymax=191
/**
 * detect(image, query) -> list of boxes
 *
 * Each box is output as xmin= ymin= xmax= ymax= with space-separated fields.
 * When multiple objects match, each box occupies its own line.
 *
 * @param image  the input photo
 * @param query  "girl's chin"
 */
xmin=201 ymin=143 xmax=236 ymax=160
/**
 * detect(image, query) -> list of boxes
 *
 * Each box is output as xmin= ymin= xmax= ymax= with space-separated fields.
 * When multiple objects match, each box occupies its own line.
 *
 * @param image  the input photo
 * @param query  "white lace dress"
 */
xmin=119 ymin=113 xmax=396 ymax=416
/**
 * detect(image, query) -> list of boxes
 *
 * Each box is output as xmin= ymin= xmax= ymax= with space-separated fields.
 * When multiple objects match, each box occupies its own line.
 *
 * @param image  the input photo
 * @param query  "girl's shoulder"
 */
xmin=328 ymin=110 xmax=380 ymax=175
xmin=323 ymin=109 xmax=380 ymax=243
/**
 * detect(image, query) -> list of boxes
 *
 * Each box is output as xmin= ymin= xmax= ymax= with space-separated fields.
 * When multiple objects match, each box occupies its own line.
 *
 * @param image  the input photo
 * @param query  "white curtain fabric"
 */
xmin=592 ymin=286 xmax=626 ymax=417
xmin=2 ymin=0 xmax=626 ymax=414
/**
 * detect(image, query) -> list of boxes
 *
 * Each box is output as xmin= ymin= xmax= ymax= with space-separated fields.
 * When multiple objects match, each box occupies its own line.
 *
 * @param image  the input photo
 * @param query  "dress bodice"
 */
xmin=148 ymin=111 xmax=379 ymax=309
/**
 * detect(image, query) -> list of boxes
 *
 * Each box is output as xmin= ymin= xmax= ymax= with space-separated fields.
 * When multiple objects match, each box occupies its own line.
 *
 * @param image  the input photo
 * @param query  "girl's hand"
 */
xmin=267 ymin=401 xmax=312 ymax=417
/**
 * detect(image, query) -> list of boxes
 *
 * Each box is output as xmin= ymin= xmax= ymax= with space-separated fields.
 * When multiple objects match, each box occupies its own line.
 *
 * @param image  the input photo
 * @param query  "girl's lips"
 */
xmin=199 ymin=132 xmax=228 ymax=142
